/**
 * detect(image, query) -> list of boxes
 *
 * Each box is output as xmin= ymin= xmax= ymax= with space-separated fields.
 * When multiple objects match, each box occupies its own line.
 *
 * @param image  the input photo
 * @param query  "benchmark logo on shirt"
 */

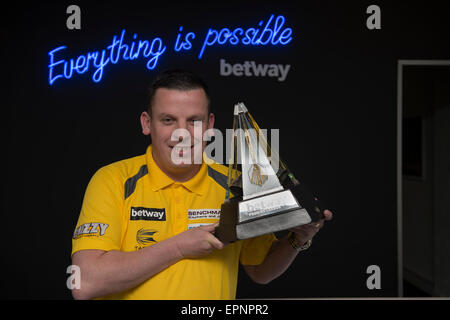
xmin=187 ymin=209 xmax=221 ymax=229
xmin=188 ymin=209 xmax=221 ymax=220
xmin=130 ymin=207 xmax=166 ymax=221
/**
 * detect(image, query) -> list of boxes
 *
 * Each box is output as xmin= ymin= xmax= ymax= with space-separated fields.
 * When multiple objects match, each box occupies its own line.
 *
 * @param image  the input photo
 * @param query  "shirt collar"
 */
xmin=146 ymin=145 xmax=208 ymax=195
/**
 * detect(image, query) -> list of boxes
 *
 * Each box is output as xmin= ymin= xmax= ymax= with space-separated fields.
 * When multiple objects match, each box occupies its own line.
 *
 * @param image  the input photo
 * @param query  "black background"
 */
xmin=2 ymin=1 xmax=449 ymax=299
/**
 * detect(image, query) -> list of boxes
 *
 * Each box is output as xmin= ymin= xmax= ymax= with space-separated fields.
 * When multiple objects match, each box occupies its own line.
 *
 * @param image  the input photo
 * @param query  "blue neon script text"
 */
xmin=48 ymin=29 xmax=166 ymax=85
xmin=198 ymin=14 xmax=292 ymax=59
xmin=47 ymin=14 xmax=293 ymax=85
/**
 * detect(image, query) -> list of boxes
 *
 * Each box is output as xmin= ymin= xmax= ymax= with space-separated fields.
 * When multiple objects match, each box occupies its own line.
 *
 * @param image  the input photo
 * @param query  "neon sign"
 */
xmin=198 ymin=14 xmax=292 ymax=59
xmin=48 ymin=14 xmax=293 ymax=85
xmin=48 ymin=30 xmax=166 ymax=84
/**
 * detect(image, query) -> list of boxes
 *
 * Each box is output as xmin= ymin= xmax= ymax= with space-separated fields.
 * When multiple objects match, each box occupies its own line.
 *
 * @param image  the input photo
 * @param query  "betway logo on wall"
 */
xmin=219 ymin=59 xmax=291 ymax=82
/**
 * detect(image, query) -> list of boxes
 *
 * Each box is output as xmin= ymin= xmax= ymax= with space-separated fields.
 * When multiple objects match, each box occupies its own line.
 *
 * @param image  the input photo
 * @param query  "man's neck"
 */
xmin=152 ymin=154 xmax=201 ymax=183
xmin=161 ymin=164 xmax=202 ymax=183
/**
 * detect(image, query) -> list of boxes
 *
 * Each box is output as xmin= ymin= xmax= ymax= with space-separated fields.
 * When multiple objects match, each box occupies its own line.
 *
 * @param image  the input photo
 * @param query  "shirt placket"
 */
xmin=171 ymin=183 xmax=187 ymax=233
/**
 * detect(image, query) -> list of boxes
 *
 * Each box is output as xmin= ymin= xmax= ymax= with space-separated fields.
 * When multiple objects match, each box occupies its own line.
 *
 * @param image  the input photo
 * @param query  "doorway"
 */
xmin=398 ymin=61 xmax=450 ymax=297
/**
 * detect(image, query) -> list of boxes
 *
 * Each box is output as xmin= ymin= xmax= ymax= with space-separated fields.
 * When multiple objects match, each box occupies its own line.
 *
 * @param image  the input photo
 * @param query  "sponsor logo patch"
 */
xmin=187 ymin=209 xmax=220 ymax=230
xmin=136 ymin=228 xmax=158 ymax=245
xmin=130 ymin=207 xmax=166 ymax=221
xmin=188 ymin=209 xmax=221 ymax=220
xmin=188 ymin=223 xmax=214 ymax=230
xmin=73 ymin=222 xmax=109 ymax=239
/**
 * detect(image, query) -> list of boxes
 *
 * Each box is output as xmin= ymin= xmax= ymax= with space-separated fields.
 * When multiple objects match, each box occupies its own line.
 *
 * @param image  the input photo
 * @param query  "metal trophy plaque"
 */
xmin=215 ymin=103 xmax=325 ymax=243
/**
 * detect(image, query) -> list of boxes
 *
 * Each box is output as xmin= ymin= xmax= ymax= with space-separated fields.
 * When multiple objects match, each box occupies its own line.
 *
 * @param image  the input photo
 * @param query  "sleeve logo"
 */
xmin=73 ymin=222 xmax=109 ymax=239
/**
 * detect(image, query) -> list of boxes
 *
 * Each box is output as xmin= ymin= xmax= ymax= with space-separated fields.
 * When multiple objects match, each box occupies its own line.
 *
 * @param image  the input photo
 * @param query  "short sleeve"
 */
xmin=239 ymin=233 xmax=277 ymax=266
xmin=71 ymin=166 xmax=124 ymax=256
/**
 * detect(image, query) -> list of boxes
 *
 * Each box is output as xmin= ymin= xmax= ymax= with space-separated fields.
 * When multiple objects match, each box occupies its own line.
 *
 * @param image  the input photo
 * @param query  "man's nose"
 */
xmin=176 ymin=120 xmax=188 ymax=131
xmin=173 ymin=121 xmax=191 ymax=143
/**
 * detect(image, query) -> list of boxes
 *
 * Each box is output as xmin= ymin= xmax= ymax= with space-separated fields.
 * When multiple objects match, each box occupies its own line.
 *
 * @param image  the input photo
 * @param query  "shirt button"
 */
xmin=174 ymin=190 xmax=181 ymax=203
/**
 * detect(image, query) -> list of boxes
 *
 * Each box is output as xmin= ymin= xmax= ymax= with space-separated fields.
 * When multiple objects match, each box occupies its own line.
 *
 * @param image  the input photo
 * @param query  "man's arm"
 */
xmin=71 ymin=224 xmax=224 ymax=300
xmin=244 ymin=210 xmax=333 ymax=284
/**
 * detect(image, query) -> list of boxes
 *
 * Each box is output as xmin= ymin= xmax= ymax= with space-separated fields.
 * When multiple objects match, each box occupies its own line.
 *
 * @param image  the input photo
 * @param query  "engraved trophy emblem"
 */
xmin=215 ymin=102 xmax=325 ymax=242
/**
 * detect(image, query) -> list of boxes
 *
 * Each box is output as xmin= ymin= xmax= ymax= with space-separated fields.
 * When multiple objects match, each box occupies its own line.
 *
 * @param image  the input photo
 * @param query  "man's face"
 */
xmin=141 ymin=88 xmax=214 ymax=177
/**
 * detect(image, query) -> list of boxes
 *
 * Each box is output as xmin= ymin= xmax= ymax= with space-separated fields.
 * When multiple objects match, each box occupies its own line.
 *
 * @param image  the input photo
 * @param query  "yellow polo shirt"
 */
xmin=72 ymin=145 xmax=276 ymax=300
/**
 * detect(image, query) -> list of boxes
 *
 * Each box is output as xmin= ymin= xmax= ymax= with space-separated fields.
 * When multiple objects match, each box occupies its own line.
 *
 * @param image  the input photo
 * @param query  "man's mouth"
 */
xmin=170 ymin=144 xmax=194 ymax=157
xmin=170 ymin=145 xmax=194 ymax=151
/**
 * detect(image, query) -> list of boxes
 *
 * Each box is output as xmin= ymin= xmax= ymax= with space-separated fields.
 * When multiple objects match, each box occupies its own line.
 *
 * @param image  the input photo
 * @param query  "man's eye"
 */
xmin=162 ymin=118 xmax=173 ymax=124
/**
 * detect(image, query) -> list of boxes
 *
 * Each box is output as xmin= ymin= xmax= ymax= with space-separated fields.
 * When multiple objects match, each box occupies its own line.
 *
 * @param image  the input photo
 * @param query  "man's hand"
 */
xmin=289 ymin=209 xmax=333 ymax=245
xmin=173 ymin=223 xmax=225 ymax=259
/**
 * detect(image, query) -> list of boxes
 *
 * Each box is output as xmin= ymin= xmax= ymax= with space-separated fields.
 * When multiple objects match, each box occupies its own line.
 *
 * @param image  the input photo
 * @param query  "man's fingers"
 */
xmin=290 ymin=225 xmax=313 ymax=233
xmin=323 ymin=209 xmax=333 ymax=220
xmin=207 ymin=233 xmax=225 ymax=250
xmin=198 ymin=223 xmax=225 ymax=250
xmin=290 ymin=225 xmax=315 ymax=237
xmin=199 ymin=223 xmax=219 ymax=233
xmin=287 ymin=209 xmax=333 ymax=244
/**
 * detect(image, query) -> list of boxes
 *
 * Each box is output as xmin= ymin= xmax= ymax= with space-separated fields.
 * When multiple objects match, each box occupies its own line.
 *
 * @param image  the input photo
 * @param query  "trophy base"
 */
xmin=215 ymin=189 xmax=313 ymax=243
xmin=236 ymin=207 xmax=311 ymax=240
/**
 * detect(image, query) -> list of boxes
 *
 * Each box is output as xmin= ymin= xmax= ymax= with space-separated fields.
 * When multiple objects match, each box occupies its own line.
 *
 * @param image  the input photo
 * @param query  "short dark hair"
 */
xmin=147 ymin=69 xmax=211 ymax=114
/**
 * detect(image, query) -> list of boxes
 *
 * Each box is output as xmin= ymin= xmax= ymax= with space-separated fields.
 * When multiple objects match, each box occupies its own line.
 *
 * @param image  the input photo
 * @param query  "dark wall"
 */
xmin=2 ymin=1 xmax=449 ymax=299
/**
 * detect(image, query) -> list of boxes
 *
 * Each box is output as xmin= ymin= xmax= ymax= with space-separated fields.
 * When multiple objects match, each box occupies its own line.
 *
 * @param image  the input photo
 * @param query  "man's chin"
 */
xmin=169 ymin=149 xmax=203 ymax=166
xmin=169 ymin=160 xmax=193 ymax=168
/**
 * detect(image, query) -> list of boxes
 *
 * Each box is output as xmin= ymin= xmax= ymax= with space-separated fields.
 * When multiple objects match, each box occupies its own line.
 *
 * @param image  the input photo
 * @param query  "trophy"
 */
xmin=215 ymin=103 xmax=325 ymax=243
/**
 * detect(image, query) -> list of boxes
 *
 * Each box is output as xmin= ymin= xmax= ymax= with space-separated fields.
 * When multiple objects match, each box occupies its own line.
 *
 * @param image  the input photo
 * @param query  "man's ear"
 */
xmin=140 ymin=111 xmax=151 ymax=135
xmin=207 ymin=112 xmax=215 ymax=130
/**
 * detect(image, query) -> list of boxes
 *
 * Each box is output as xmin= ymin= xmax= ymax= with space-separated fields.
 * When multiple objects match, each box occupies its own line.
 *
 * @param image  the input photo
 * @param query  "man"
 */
xmin=71 ymin=69 xmax=332 ymax=300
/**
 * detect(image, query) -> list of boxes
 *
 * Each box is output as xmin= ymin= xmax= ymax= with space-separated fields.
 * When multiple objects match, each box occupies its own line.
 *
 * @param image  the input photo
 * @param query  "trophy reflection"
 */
xmin=215 ymin=103 xmax=324 ymax=242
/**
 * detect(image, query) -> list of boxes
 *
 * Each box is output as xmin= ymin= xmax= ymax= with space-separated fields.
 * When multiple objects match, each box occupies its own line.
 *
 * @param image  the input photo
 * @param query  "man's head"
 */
xmin=140 ymin=70 xmax=215 ymax=181
xmin=147 ymin=69 xmax=211 ymax=116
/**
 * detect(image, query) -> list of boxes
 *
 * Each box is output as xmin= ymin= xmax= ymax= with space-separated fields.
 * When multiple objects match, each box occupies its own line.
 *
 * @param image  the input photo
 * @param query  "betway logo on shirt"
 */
xmin=130 ymin=207 xmax=166 ymax=221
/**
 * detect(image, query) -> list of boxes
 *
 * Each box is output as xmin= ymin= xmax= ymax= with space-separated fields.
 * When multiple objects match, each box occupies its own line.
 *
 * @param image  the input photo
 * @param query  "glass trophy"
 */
xmin=215 ymin=103 xmax=325 ymax=242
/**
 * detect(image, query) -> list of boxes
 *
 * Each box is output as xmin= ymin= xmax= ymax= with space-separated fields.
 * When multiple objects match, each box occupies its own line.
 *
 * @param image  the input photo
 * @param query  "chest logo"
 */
xmin=136 ymin=228 xmax=158 ymax=246
xmin=130 ymin=207 xmax=166 ymax=221
xmin=188 ymin=209 xmax=221 ymax=220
